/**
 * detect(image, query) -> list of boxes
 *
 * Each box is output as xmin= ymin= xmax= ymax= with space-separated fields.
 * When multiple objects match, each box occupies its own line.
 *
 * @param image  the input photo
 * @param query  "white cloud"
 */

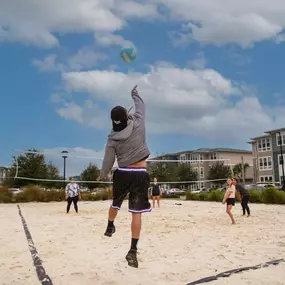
xmin=164 ymin=0 xmax=285 ymax=47
xmin=0 ymin=0 xmax=158 ymax=48
xmin=32 ymin=54 xmax=63 ymax=72
xmin=33 ymin=47 xmax=107 ymax=72
xmin=2 ymin=0 xmax=285 ymax=48
xmin=52 ymin=63 xmax=284 ymax=145
xmin=186 ymin=52 xmax=207 ymax=69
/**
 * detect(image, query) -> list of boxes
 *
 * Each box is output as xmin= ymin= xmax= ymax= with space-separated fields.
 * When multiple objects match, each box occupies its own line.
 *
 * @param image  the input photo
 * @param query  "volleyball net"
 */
xmin=4 ymin=149 xmax=238 ymax=191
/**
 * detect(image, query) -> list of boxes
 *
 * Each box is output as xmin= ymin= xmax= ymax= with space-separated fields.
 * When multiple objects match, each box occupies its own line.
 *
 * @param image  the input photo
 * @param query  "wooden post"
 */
xmin=241 ymin=156 xmax=245 ymax=184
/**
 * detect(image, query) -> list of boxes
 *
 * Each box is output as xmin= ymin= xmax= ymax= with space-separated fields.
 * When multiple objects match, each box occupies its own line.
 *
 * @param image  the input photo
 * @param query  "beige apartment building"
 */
xmin=248 ymin=127 xmax=285 ymax=184
xmin=177 ymin=148 xmax=253 ymax=189
xmin=151 ymin=148 xmax=253 ymax=190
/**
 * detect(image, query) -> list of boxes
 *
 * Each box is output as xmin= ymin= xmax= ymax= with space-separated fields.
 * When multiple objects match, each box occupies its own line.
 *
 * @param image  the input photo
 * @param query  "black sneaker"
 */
xmin=104 ymin=225 xmax=116 ymax=237
xmin=126 ymin=249 xmax=138 ymax=268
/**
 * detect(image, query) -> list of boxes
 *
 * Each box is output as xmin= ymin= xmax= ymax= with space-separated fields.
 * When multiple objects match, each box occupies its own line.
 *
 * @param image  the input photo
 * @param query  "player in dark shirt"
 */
xmin=151 ymin=177 xmax=162 ymax=208
xmin=232 ymin=177 xmax=250 ymax=216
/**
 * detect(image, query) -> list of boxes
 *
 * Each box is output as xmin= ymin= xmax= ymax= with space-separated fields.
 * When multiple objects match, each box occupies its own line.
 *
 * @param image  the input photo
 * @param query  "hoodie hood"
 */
xmin=108 ymin=119 xmax=134 ymax=141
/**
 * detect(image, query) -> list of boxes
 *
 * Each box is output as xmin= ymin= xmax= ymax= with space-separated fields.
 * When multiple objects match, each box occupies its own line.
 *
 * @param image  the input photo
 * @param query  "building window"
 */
xmin=278 ymin=154 xmax=285 ymax=165
xmin=257 ymin=138 xmax=271 ymax=152
xmin=260 ymin=176 xmax=273 ymax=182
xmin=200 ymin=167 xmax=204 ymax=178
xmin=210 ymin=153 xmax=217 ymax=160
xmin=259 ymin=157 xmax=272 ymax=170
xmin=276 ymin=133 xmax=285 ymax=146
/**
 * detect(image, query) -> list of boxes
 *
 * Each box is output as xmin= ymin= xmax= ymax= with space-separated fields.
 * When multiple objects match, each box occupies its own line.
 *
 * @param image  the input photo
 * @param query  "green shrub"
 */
xmin=185 ymin=191 xmax=200 ymax=201
xmin=207 ymin=190 xmax=223 ymax=202
xmin=275 ymin=190 xmax=285 ymax=204
xmin=249 ymin=190 xmax=263 ymax=203
xmin=198 ymin=192 xmax=208 ymax=201
xmin=0 ymin=187 xmax=12 ymax=203
xmin=262 ymin=187 xmax=284 ymax=204
xmin=162 ymin=194 xmax=180 ymax=199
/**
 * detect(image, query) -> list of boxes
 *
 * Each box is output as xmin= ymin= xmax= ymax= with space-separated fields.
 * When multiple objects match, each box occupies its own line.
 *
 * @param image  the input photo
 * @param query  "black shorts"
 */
xmin=152 ymin=192 xmax=160 ymax=197
xmin=226 ymin=198 xmax=235 ymax=206
xmin=111 ymin=167 xmax=151 ymax=213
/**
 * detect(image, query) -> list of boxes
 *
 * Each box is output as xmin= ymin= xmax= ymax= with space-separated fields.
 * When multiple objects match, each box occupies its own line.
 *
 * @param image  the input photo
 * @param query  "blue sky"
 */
xmin=1 ymin=0 xmax=285 ymax=175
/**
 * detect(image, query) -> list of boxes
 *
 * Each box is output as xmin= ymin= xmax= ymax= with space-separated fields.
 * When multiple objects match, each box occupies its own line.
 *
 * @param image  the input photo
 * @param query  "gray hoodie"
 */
xmin=100 ymin=91 xmax=150 ymax=178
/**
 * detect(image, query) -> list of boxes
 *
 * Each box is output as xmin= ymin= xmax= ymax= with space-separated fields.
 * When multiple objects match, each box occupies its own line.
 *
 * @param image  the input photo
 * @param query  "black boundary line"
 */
xmin=17 ymin=205 xmax=53 ymax=285
xmin=186 ymin=258 xmax=285 ymax=285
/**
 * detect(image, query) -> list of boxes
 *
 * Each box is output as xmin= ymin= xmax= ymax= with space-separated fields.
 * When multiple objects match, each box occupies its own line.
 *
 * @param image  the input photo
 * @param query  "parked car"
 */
xmin=191 ymin=189 xmax=201 ymax=194
xmin=8 ymin=188 xmax=22 ymax=195
xmin=166 ymin=188 xmax=185 ymax=195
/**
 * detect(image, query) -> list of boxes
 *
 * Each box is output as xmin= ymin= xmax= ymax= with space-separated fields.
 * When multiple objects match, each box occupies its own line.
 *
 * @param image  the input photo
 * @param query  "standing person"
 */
xmin=232 ymin=177 xmax=250 ymax=216
xmin=99 ymin=85 xmax=151 ymax=268
xmin=222 ymin=178 xmax=236 ymax=224
xmin=65 ymin=177 xmax=81 ymax=213
xmin=152 ymin=177 xmax=161 ymax=208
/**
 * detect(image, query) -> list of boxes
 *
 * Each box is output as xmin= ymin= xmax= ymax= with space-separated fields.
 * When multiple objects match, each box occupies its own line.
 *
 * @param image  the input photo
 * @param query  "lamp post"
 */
xmin=277 ymin=132 xmax=285 ymax=189
xmin=61 ymin=150 xmax=68 ymax=183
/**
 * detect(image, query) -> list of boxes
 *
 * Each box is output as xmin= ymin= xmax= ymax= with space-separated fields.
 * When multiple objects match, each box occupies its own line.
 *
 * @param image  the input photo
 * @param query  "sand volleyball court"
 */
xmin=1 ymin=200 xmax=285 ymax=285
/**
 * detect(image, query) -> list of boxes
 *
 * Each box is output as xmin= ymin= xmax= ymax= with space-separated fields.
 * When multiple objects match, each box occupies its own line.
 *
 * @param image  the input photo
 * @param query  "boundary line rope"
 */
xmin=186 ymin=258 xmax=285 ymax=285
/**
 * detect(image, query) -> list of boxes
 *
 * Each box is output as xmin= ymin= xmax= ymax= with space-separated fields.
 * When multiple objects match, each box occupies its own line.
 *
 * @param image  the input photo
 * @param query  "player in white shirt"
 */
xmin=65 ymin=177 xmax=81 ymax=213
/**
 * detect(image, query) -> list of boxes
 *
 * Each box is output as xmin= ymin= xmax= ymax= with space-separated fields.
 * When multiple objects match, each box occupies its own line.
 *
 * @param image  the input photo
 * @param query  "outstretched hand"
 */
xmin=131 ymin=85 xmax=138 ymax=96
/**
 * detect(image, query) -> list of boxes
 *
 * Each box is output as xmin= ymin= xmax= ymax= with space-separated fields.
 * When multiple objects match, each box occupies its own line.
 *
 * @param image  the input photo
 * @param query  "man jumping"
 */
xmin=99 ymin=85 xmax=151 ymax=268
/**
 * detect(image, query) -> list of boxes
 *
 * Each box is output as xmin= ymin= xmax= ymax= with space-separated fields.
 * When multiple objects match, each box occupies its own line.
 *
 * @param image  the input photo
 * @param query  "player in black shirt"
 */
xmin=151 ymin=177 xmax=161 ymax=208
xmin=232 ymin=177 xmax=250 ymax=216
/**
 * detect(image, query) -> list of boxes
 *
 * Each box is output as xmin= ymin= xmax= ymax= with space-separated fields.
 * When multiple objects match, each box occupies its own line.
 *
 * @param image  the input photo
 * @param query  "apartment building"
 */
xmin=249 ymin=127 xmax=285 ymax=184
xmin=151 ymin=148 xmax=253 ymax=190
xmin=0 ymin=166 xmax=8 ymax=185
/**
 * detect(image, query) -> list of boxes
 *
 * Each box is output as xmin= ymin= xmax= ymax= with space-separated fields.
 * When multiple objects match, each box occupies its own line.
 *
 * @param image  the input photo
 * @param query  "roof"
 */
xmin=264 ymin=127 xmax=285 ymax=135
xmin=150 ymin=147 xmax=252 ymax=159
xmin=250 ymin=127 xmax=285 ymax=139
xmin=250 ymin=134 xmax=270 ymax=140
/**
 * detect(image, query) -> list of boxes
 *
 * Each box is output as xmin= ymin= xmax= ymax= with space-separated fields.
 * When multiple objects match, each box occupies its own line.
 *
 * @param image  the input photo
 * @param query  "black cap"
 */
xmin=111 ymin=106 xmax=128 ymax=131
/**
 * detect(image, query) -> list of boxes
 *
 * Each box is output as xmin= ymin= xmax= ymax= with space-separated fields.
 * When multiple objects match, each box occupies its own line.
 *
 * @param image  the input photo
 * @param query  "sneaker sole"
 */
xmin=104 ymin=227 xmax=116 ymax=237
xmin=126 ymin=255 xmax=138 ymax=268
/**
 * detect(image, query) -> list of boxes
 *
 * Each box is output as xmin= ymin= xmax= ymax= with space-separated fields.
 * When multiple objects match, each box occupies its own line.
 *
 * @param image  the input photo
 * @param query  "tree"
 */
xmin=147 ymin=162 xmax=178 ymax=182
xmin=233 ymin=163 xmax=250 ymax=179
xmin=176 ymin=164 xmax=198 ymax=188
xmin=207 ymin=161 xmax=231 ymax=187
xmin=80 ymin=163 xmax=100 ymax=191
xmin=4 ymin=149 xmax=60 ymax=188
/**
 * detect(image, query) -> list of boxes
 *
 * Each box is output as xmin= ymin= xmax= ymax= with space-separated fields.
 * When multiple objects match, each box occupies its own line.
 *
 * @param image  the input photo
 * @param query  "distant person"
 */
xmin=151 ymin=177 xmax=162 ymax=208
xmin=222 ymin=178 xmax=236 ymax=224
xmin=232 ymin=177 xmax=250 ymax=217
xmin=65 ymin=177 xmax=81 ymax=213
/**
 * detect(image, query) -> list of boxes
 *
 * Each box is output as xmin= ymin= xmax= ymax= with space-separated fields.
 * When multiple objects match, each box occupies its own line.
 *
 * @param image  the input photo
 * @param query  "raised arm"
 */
xmin=100 ymin=140 xmax=116 ymax=179
xmin=131 ymin=85 xmax=145 ymax=120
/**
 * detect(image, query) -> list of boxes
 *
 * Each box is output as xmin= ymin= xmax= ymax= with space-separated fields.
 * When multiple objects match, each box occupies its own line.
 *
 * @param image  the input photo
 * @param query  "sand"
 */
xmin=0 ymin=200 xmax=285 ymax=285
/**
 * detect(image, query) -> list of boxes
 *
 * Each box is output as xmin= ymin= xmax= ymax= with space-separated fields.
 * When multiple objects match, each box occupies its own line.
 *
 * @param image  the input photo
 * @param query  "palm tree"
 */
xmin=233 ymin=163 xmax=250 ymax=179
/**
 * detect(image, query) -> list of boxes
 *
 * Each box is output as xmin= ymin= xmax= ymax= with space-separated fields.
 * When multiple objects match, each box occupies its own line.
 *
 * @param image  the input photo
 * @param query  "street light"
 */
xmin=277 ymin=132 xmax=285 ymax=189
xmin=61 ymin=150 xmax=68 ymax=182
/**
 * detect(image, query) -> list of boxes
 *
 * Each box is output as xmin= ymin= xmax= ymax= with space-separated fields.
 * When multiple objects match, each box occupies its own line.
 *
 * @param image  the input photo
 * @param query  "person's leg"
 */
xmin=244 ymin=195 xmax=250 ymax=216
xmin=66 ymin=197 xmax=72 ymax=213
xmin=226 ymin=204 xmax=236 ymax=224
xmin=157 ymin=196 xmax=160 ymax=208
xmin=152 ymin=195 xmax=155 ymax=208
xmin=126 ymin=171 xmax=151 ymax=268
xmin=104 ymin=170 xmax=127 ymax=237
xmin=241 ymin=197 xmax=246 ymax=215
xmin=73 ymin=196 xmax=78 ymax=213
